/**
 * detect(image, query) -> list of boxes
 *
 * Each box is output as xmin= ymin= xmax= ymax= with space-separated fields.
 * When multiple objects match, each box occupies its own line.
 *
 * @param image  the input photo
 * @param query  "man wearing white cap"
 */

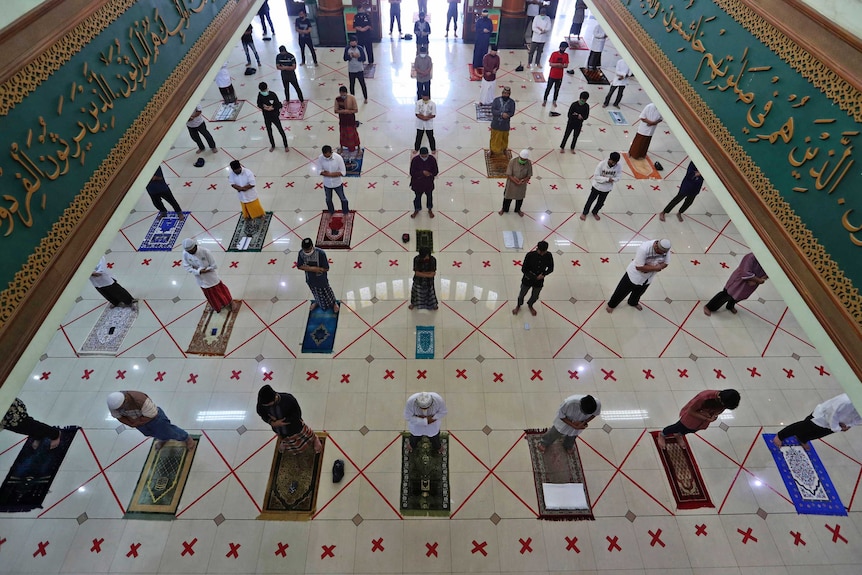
xmin=107 ymin=391 xmax=195 ymax=451
xmin=404 ymin=392 xmax=447 ymax=453
xmin=499 ymin=150 xmax=532 ymax=216
xmin=606 ymin=238 xmax=671 ymax=312
xmin=182 ymin=238 xmax=238 ymax=313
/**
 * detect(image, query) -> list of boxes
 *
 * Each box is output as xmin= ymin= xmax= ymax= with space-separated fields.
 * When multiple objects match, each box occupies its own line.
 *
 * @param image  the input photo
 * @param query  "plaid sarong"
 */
xmin=279 ymin=422 xmax=316 ymax=454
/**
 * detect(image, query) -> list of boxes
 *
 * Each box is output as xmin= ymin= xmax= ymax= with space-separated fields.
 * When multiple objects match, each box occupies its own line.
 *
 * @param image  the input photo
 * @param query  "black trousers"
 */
xmin=96 ymin=281 xmax=135 ymax=306
xmin=517 ymin=279 xmax=542 ymax=306
xmin=414 ymin=129 xmax=436 ymax=151
xmin=604 ymin=85 xmax=625 ymax=106
xmin=705 ymin=289 xmax=737 ymax=312
xmin=187 ymin=122 xmax=216 ymax=151
xmin=219 ymin=85 xmax=236 ymax=104
xmin=560 ymin=120 xmax=583 ymax=149
xmin=148 ymin=189 xmax=182 ymax=214
xmin=349 ymin=72 xmax=368 ymax=100
xmin=543 ymin=78 xmax=562 ymax=102
xmin=607 ymin=273 xmax=649 ymax=308
xmin=281 ymin=72 xmax=304 ymax=102
xmin=582 ymin=187 xmax=609 ymax=215
xmin=5 ymin=415 xmax=60 ymax=441
xmin=263 ymin=115 xmax=288 ymax=147
xmin=299 ymin=36 xmax=317 ymax=64
xmin=359 ymin=37 xmax=374 ymax=64
xmin=587 ymin=50 xmax=602 ymax=69
xmin=416 ymin=80 xmax=430 ymax=100
xmin=501 ymin=198 xmax=523 ymax=213
xmin=777 ymin=415 xmax=833 ymax=444
xmin=446 ymin=4 xmax=458 ymax=31
xmin=662 ymin=192 xmax=698 ymax=214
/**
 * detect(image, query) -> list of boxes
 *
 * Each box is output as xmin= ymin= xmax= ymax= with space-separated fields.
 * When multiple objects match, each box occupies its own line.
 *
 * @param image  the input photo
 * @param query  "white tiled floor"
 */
xmin=1 ymin=4 xmax=860 ymax=574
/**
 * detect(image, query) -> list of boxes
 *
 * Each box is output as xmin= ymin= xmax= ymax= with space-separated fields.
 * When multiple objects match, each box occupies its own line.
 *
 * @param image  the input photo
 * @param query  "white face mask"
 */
xmin=419 ymin=53 xmax=427 ymax=57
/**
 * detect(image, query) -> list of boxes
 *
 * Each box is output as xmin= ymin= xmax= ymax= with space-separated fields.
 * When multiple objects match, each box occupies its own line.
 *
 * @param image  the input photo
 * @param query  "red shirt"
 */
xmin=678 ymin=390 xmax=723 ymax=431
xmin=548 ymin=51 xmax=569 ymax=80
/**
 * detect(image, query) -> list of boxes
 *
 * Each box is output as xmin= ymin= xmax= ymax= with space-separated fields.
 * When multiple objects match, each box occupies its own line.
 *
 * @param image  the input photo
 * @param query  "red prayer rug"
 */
xmin=467 ymin=64 xmax=482 ymax=81
xmin=279 ymin=100 xmax=307 ymax=120
xmin=567 ymin=37 xmax=588 ymax=50
xmin=316 ymin=210 xmax=355 ymax=249
xmin=532 ymin=71 xmax=546 ymax=83
xmin=651 ymin=431 xmax=714 ymax=509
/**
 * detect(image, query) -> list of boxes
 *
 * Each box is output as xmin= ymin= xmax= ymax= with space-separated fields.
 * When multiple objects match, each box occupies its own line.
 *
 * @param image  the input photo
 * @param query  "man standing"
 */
xmin=569 ymin=0 xmax=587 ymax=40
xmin=524 ymin=0 xmax=541 ymax=45
xmin=490 ymin=87 xmax=516 ymax=155
xmin=353 ymin=5 xmax=374 ymax=65
xmin=560 ymin=91 xmax=590 ymax=153
xmin=241 ymin=24 xmax=261 ymax=68
xmin=182 ymin=238 xmax=238 ymax=312
xmin=586 ymin=25 xmax=606 ymax=70
xmin=335 ymin=86 xmax=361 ymax=153
xmin=344 ymin=37 xmax=369 ymax=103
xmin=257 ymin=82 xmax=289 ymax=152
xmin=389 ymin=0 xmax=402 ymax=36
xmin=257 ymin=385 xmax=322 ymax=454
xmin=499 ymin=149 xmax=532 ymax=216
xmin=404 ymin=392 xmax=447 ymax=454
xmin=660 ymin=161 xmax=704 ymax=221
xmin=629 ymin=103 xmax=663 ymax=159
xmin=297 ymin=238 xmax=340 ymax=313
xmin=317 ymin=145 xmax=349 ymax=215
xmin=410 ymin=248 xmax=438 ymax=310
xmin=580 ymin=152 xmax=621 ymax=220
xmin=773 ymin=394 xmax=861 ymax=451
xmin=410 ymin=147 xmax=439 ymax=218
xmin=90 ymin=255 xmax=136 ymax=307
xmin=704 ymin=253 xmax=768 ymax=315
xmin=528 ymin=7 xmax=551 ymax=67
xmin=414 ymin=93 xmax=436 ymax=152
xmin=542 ymin=42 xmax=569 ymax=107
xmin=603 ymin=58 xmax=631 ymax=108
xmin=186 ymin=105 xmax=218 ymax=154
xmin=414 ymin=45 xmax=433 ymax=100
xmin=513 ymin=240 xmax=553 ymax=316
xmin=479 ymin=44 xmax=500 ymax=105
xmin=657 ymin=389 xmax=740 ymax=449
xmin=414 ymin=11 xmax=430 ymax=53
xmin=537 ymin=395 xmax=601 ymax=454
xmin=108 ymin=391 xmax=195 ymax=451
xmin=146 ymin=166 xmax=184 ymax=220
xmin=473 ymin=9 xmax=494 ymax=70
xmin=295 ymin=10 xmax=318 ymax=66
xmin=258 ymin=0 xmax=274 ymax=40
xmin=606 ymin=238 xmax=671 ymax=312
xmin=276 ymin=45 xmax=304 ymax=103
xmin=229 ymin=160 xmax=265 ymax=220
xmin=445 ymin=0 xmax=459 ymax=37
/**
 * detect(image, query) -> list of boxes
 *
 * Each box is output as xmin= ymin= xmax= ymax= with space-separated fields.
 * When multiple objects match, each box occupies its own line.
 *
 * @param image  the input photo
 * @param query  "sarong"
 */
xmin=411 ymin=278 xmax=438 ymax=309
xmin=490 ymin=129 xmax=509 ymax=155
xmin=628 ymin=133 xmax=652 ymax=159
xmin=339 ymin=115 xmax=361 ymax=150
xmin=202 ymin=281 xmax=233 ymax=311
xmin=241 ymin=198 xmax=266 ymax=219
xmin=279 ymin=422 xmax=316 ymax=454
xmin=309 ymin=284 xmax=338 ymax=310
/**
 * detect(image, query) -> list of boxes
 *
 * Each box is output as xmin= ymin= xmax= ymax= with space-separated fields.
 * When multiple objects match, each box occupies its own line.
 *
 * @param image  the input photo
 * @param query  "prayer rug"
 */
xmin=342 ymin=148 xmax=364 ymax=177
xmin=124 ymin=436 xmax=199 ymax=519
xmin=410 ymin=62 xmax=416 ymax=78
xmin=532 ymin=71 xmax=546 ymax=83
xmin=503 ymin=230 xmax=524 ymax=249
xmin=763 ymin=433 xmax=846 ymax=516
xmin=416 ymin=229 xmax=433 ymax=252
xmin=651 ymin=431 xmax=714 ymax=509
xmin=0 ymin=426 xmax=79 ymax=512
xmin=623 ymin=152 xmax=661 ymax=179
xmin=415 ymin=326 xmax=434 ymax=359
xmin=608 ymin=110 xmax=628 ymax=125
xmin=363 ymin=63 xmax=376 ymax=78
xmin=226 ymin=212 xmax=273 ymax=252
xmin=579 ymin=67 xmax=610 ymax=85
xmin=138 ymin=212 xmax=189 ymax=251
xmin=475 ymin=103 xmax=493 ymax=121
xmin=279 ymin=100 xmax=307 ymax=120
xmin=186 ymin=301 xmax=241 ymax=356
xmin=484 ymin=148 xmax=512 ymax=178
xmin=212 ymin=100 xmax=244 ymax=121
xmin=259 ymin=433 xmax=327 ymax=520
xmin=80 ymin=302 xmax=139 ymax=356
xmin=400 ymin=432 xmax=450 ymax=517
xmin=567 ymin=37 xmax=588 ymax=50
xmin=315 ymin=210 xmax=355 ymax=249
xmin=467 ymin=64 xmax=482 ymax=81
xmin=301 ymin=302 xmax=340 ymax=354
xmin=525 ymin=429 xmax=594 ymax=520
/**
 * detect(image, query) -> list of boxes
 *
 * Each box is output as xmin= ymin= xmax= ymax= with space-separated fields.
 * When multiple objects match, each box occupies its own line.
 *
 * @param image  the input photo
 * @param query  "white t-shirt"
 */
xmin=318 ymin=153 xmax=346 ymax=188
xmin=89 ymin=256 xmax=115 ymax=288
xmin=625 ymin=240 xmax=670 ymax=285
xmin=182 ymin=247 xmax=222 ymax=288
xmin=636 ymin=103 xmax=663 ymax=137
xmin=552 ymin=394 xmax=602 ymax=436
xmin=531 ymin=15 xmax=551 ymax=43
xmin=228 ymin=167 xmax=258 ymax=203
xmin=611 ymin=59 xmax=630 ymax=86
xmin=812 ymin=394 xmax=862 ymax=432
xmin=186 ymin=105 xmax=205 ymax=128
xmin=415 ymin=99 xmax=436 ymax=130
xmin=590 ymin=26 xmax=606 ymax=52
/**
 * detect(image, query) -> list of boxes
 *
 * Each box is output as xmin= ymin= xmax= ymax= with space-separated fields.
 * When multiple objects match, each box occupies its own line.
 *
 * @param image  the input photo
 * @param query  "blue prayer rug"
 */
xmin=344 ymin=149 xmax=364 ymax=177
xmin=416 ymin=325 xmax=434 ymax=359
xmin=0 ymin=426 xmax=79 ymax=512
xmin=301 ymin=302 xmax=340 ymax=354
xmin=139 ymin=212 xmax=189 ymax=251
xmin=763 ymin=433 xmax=847 ymax=516
xmin=608 ymin=110 xmax=628 ymax=125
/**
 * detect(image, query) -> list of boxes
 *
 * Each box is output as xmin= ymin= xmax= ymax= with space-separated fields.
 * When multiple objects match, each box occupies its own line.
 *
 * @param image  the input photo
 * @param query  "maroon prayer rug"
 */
xmin=651 ymin=431 xmax=714 ymax=509
xmin=315 ymin=210 xmax=355 ymax=249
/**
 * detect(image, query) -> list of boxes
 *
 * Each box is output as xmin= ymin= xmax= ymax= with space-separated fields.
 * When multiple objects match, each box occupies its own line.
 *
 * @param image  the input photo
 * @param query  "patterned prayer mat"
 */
xmin=363 ymin=63 xmax=376 ymax=78
xmin=301 ymin=302 xmax=340 ymax=354
xmin=212 ymin=100 xmax=244 ymax=121
xmin=259 ymin=433 xmax=327 ymax=520
xmin=400 ymin=433 xmax=450 ymax=517
xmin=579 ymin=67 xmax=610 ymax=85
xmin=651 ymin=431 xmax=714 ymax=509
xmin=279 ymin=99 xmax=307 ymax=120
xmin=0 ymin=426 xmax=79 ymax=512
xmin=763 ymin=433 xmax=846 ymax=516
xmin=226 ymin=212 xmax=273 ymax=252
xmin=186 ymin=301 xmax=241 ymax=356
xmin=415 ymin=326 xmax=434 ymax=359
xmin=315 ymin=210 xmax=355 ymax=249
xmin=467 ymin=64 xmax=482 ymax=81
xmin=343 ymin=148 xmax=364 ymax=177
xmin=567 ymin=37 xmax=588 ymax=50
xmin=503 ymin=230 xmax=524 ymax=249
xmin=416 ymin=229 xmax=433 ymax=252
xmin=80 ymin=302 xmax=139 ymax=356
xmin=138 ymin=212 xmax=189 ymax=251
xmin=410 ymin=62 xmax=416 ymax=78
xmin=475 ymin=103 xmax=493 ymax=121
xmin=525 ymin=429 xmax=594 ymax=520
xmin=484 ymin=148 xmax=512 ymax=178
xmin=124 ymin=436 xmax=199 ymax=519
xmin=623 ymin=152 xmax=662 ymax=179
xmin=608 ymin=110 xmax=628 ymax=125
xmin=532 ymin=71 xmax=546 ymax=83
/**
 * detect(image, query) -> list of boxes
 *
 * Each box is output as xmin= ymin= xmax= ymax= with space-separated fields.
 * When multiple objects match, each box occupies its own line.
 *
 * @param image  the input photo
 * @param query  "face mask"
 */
xmin=260 ymin=91 xmax=268 ymax=96
xmin=419 ymin=54 xmax=427 ymax=57
xmin=518 ymin=159 xmax=526 ymax=164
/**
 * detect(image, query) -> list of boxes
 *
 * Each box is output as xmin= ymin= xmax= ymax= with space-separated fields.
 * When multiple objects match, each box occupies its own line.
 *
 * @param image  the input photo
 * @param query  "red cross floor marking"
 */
xmin=226 ymin=542 xmax=240 ymax=559
xmin=601 ymin=369 xmax=616 ymax=381
xmin=371 ymin=538 xmax=384 ymax=552
xmin=691 ymin=259 xmax=701 ymax=265
xmin=425 ymin=542 xmax=438 ymax=557
xmin=442 ymin=301 xmax=516 ymax=360
xmin=333 ymin=301 xmax=408 ymax=359
xmin=530 ymin=369 xmax=543 ymax=381
xmin=483 ymin=260 xmax=491 ymax=267
xmin=392 ymin=180 xmax=399 ymax=186
xmin=263 ymin=182 xmax=273 ymax=189
xmin=568 ymin=370 xmax=579 ymax=379
xmin=606 ymin=536 xmax=621 ymax=552
xmin=181 ymin=538 xmax=198 ymax=556
xmin=790 ymin=531 xmax=806 ymax=546
xmin=471 ymin=540 xmax=488 ymax=556
xmin=274 ymin=542 xmax=289 ymax=557
xmin=90 ymin=538 xmax=104 ymax=553
xmin=285 ymin=181 xmax=295 ymax=187
xmin=826 ymin=523 xmax=848 ymax=543
xmin=695 ymin=524 xmax=707 ymax=536
xmin=720 ymin=261 xmax=729 ymax=268
xmin=187 ymin=373 xmax=198 ymax=384
xmin=141 ymin=258 xmax=151 ymax=265
xmin=306 ymin=125 xmax=313 ymax=130
xmin=678 ymin=368 xmax=689 ymax=378
xmin=651 ymin=184 xmax=661 ymax=190
xmin=315 ymin=182 xmax=323 ymax=189
xmin=116 ymin=370 xmax=126 ymax=379
xmin=306 ymin=371 xmax=319 ymax=381
xmin=437 ymin=211 xmax=501 ymax=253
xmin=452 ymin=261 xmax=462 ymax=267
xmin=575 ymin=183 xmax=583 ymax=189
xmin=518 ymin=537 xmax=533 ymax=554
xmin=229 ymin=261 xmax=239 ymax=268
xmin=626 ymin=184 xmax=634 ymax=189
xmin=747 ymin=366 xmax=761 ymax=377
xmin=0 ymin=537 xmax=6 ymax=550
xmin=550 ymin=184 xmax=558 ymax=189
xmin=230 ymin=370 xmax=242 ymax=380
xmin=127 ymin=543 xmax=141 ymax=557
xmin=643 ymin=369 xmax=654 ymax=379
xmin=388 ymin=259 xmax=398 ymax=266
xmin=354 ymin=261 xmax=362 ymax=268
xmin=737 ymin=528 xmax=757 ymax=544
xmin=513 ymin=259 xmax=522 ymax=266
xmin=565 ymin=536 xmax=580 ymax=552
xmin=783 ymin=368 xmax=795 ymax=378
xmin=714 ymin=369 xmax=726 ymax=379
xmin=446 ymin=181 xmax=453 ymax=186
xmin=648 ymin=529 xmax=665 ymax=547
xmin=384 ymin=369 xmax=396 ymax=379
xmin=493 ymin=372 xmax=504 ymax=382
xmin=572 ymin=260 xmax=580 ymax=266
xmin=417 ymin=369 xmax=427 ymax=379
xmin=82 ymin=369 xmax=94 ymax=379
xmin=340 ymin=374 xmax=350 ymax=383
xmin=456 ymin=369 xmax=467 ymax=379
xmin=471 ymin=179 xmax=480 ymax=184
xmin=497 ymin=181 xmax=505 ymax=187
xmin=368 ymin=182 xmax=377 ymax=189
xmin=816 ymin=365 xmax=831 ymax=376
xmin=268 ymin=258 xmax=277 ymax=265
xmin=33 ymin=541 xmax=49 ymax=557
xmin=321 ymin=544 xmax=336 ymax=559
xmin=184 ymin=181 xmax=192 ymax=187
xmin=172 ymin=260 xmax=181 ymax=267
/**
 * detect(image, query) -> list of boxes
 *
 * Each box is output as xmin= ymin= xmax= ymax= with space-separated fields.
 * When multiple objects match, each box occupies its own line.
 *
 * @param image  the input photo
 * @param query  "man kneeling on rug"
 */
xmin=107 ymin=391 xmax=195 ymax=451
xmin=2 ymin=398 xmax=65 ymax=450
xmin=297 ymin=238 xmax=340 ymax=313
xmin=656 ymin=389 xmax=740 ymax=449
xmin=537 ymin=394 xmax=601 ymax=455
xmin=405 ymin=392 xmax=447 ymax=454
xmin=257 ymin=385 xmax=322 ymax=454
xmin=182 ymin=238 xmax=239 ymax=313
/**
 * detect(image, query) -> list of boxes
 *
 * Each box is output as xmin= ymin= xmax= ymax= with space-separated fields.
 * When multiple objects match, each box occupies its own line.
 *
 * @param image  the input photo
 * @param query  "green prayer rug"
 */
xmin=226 ymin=212 xmax=273 ymax=251
xmin=124 ymin=436 xmax=199 ymax=519
xmin=416 ymin=229 xmax=433 ymax=253
xmin=400 ymin=432 xmax=450 ymax=517
xmin=259 ymin=433 xmax=327 ymax=520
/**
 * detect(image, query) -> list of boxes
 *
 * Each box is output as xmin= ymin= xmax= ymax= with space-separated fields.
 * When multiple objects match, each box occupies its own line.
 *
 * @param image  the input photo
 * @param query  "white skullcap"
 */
xmin=658 ymin=238 xmax=672 ymax=251
xmin=519 ymin=149 xmax=530 ymax=159
xmin=107 ymin=392 xmax=125 ymax=409
xmin=416 ymin=392 xmax=433 ymax=409
xmin=182 ymin=238 xmax=196 ymax=251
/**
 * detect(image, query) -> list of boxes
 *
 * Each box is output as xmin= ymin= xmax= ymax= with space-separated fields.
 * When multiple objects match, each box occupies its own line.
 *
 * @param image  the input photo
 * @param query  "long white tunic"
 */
xmin=182 ymin=246 xmax=222 ymax=289
xmin=404 ymin=392 xmax=447 ymax=437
